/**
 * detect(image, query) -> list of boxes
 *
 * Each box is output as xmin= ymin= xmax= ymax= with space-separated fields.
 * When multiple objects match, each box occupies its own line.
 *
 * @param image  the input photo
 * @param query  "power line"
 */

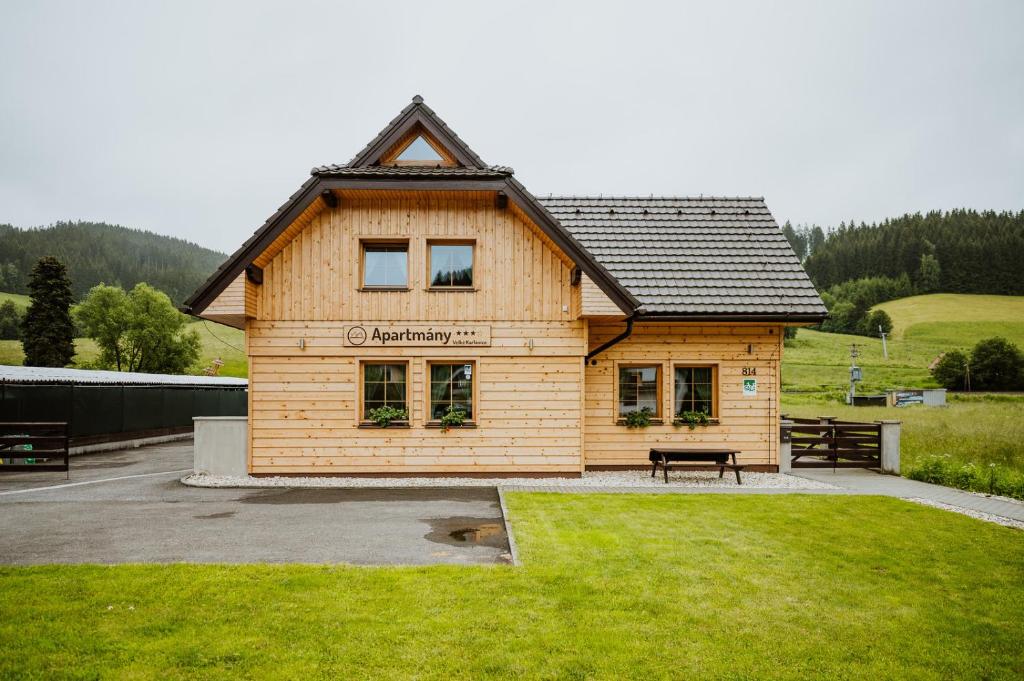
xmin=201 ymin=319 xmax=244 ymax=354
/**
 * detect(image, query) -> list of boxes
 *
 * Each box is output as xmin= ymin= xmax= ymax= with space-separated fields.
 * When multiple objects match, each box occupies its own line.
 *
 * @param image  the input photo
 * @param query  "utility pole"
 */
xmin=879 ymin=325 xmax=888 ymax=360
xmin=848 ymin=343 xmax=862 ymax=404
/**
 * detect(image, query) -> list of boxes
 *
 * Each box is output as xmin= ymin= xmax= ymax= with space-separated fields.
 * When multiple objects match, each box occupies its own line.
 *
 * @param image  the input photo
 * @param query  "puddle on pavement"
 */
xmin=193 ymin=511 xmax=236 ymax=519
xmin=424 ymin=516 xmax=509 ymax=550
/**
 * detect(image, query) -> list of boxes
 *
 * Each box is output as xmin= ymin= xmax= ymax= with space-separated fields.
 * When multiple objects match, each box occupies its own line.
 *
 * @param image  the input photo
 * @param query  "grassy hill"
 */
xmin=0 ymin=319 xmax=247 ymax=378
xmin=0 ymin=291 xmax=30 ymax=311
xmin=875 ymin=293 xmax=1024 ymax=347
xmin=783 ymin=293 xmax=1024 ymax=395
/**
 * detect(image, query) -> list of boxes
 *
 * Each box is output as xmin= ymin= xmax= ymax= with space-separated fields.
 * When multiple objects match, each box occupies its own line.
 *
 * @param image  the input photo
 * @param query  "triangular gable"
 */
xmin=347 ymin=95 xmax=487 ymax=169
xmin=183 ymin=97 xmax=639 ymax=317
xmin=381 ymin=126 xmax=457 ymax=167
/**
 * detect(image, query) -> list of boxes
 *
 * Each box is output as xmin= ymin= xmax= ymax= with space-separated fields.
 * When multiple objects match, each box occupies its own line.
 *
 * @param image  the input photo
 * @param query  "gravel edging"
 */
xmin=181 ymin=470 xmax=839 ymax=491
xmin=904 ymin=497 xmax=1024 ymax=529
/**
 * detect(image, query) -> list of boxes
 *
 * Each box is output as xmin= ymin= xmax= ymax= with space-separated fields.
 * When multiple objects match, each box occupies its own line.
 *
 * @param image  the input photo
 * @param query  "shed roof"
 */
xmin=540 ymin=196 xmax=826 ymax=318
xmin=0 ymin=365 xmax=248 ymax=387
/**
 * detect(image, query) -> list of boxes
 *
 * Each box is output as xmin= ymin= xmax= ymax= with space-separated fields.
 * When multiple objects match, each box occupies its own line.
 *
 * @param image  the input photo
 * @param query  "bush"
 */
xmin=969 ymin=337 xmax=1024 ymax=391
xmin=906 ymin=454 xmax=1024 ymax=501
xmin=931 ymin=350 xmax=969 ymax=390
xmin=816 ymin=274 xmax=913 ymax=338
xmin=858 ymin=309 xmax=893 ymax=337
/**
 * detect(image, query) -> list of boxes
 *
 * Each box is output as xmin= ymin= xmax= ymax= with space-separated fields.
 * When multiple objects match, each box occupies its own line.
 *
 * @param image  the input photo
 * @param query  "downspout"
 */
xmin=585 ymin=311 xmax=638 ymax=363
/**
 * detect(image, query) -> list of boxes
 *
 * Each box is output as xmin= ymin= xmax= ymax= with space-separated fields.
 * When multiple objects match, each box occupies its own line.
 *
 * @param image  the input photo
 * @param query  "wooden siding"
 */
xmin=584 ymin=322 xmax=784 ymax=468
xmin=200 ymin=273 xmax=252 ymax=329
xmin=580 ymin=273 xmax=625 ymax=318
xmin=255 ymin=191 xmax=576 ymax=323
xmin=248 ymin=321 xmax=585 ymax=474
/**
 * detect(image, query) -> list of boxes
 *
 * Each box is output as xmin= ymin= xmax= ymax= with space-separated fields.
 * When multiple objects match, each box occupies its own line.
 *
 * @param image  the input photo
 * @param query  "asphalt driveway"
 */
xmin=0 ymin=441 xmax=511 ymax=565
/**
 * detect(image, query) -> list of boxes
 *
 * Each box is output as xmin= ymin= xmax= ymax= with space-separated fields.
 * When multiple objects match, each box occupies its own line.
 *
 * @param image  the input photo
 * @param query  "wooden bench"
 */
xmin=649 ymin=448 xmax=745 ymax=484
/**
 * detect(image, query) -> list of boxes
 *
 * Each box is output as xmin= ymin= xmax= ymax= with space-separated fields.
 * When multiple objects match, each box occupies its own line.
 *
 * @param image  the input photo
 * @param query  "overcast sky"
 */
xmin=1 ymin=1 xmax=1021 ymax=254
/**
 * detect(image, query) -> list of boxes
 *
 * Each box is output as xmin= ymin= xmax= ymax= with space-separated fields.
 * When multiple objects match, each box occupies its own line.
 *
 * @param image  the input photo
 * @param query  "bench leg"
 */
xmin=651 ymin=460 xmax=658 ymax=478
xmin=663 ymin=456 xmax=669 ymax=484
xmin=718 ymin=466 xmax=725 ymax=479
xmin=735 ymin=467 xmax=742 ymax=485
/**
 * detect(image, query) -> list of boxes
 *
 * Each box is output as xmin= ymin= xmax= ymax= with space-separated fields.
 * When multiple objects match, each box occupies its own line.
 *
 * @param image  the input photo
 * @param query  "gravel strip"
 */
xmin=964 ymin=489 xmax=1024 ymax=507
xmin=182 ymin=470 xmax=838 ymax=490
xmin=904 ymin=497 xmax=1024 ymax=529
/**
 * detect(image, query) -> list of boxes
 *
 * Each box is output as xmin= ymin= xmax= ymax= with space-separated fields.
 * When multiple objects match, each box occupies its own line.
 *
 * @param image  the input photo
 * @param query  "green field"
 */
xmin=1 ymin=493 xmax=1022 ymax=679
xmin=0 ymin=319 xmax=247 ymax=377
xmin=0 ymin=291 xmax=30 ymax=310
xmin=876 ymin=293 xmax=1024 ymax=342
xmin=783 ymin=293 xmax=1024 ymax=395
xmin=782 ymin=293 xmax=1024 ymax=498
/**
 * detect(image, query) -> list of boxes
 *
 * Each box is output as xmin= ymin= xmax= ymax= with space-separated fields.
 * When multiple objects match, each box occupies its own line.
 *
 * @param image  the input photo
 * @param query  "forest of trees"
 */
xmin=797 ymin=209 xmax=1024 ymax=295
xmin=0 ymin=221 xmax=226 ymax=303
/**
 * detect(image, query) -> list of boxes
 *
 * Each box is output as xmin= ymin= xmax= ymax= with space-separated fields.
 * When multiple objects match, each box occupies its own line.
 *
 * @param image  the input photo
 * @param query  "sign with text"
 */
xmin=742 ymin=378 xmax=757 ymax=397
xmin=343 ymin=324 xmax=491 ymax=347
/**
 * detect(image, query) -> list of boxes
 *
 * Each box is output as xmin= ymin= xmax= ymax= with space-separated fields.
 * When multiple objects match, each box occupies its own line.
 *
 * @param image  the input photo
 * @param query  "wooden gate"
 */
xmin=0 ymin=422 xmax=70 ymax=475
xmin=782 ymin=417 xmax=881 ymax=469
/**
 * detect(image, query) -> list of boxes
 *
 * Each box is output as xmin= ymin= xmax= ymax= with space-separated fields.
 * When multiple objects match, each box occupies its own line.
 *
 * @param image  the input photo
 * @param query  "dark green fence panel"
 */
xmin=1 ymin=385 xmax=73 ymax=423
xmin=163 ymin=389 xmax=196 ymax=429
xmin=193 ymin=389 xmax=223 ymax=417
xmin=71 ymin=385 xmax=124 ymax=437
xmin=218 ymin=389 xmax=247 ymax=415
xmin=122 ymin=387 xmax=166 ymax=432
xmin=0 ymin=382 xmax=246 ymax=441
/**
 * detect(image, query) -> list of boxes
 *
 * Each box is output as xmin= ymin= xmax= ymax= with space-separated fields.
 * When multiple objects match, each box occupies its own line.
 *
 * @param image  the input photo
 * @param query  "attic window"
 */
xmin=395 ymin=136 xmax=445 ymax=164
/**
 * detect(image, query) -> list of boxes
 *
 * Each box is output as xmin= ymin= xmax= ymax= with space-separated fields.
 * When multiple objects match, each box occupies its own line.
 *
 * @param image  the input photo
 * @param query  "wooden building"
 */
xmin=184 ymin=96 xmax=826 ymax=476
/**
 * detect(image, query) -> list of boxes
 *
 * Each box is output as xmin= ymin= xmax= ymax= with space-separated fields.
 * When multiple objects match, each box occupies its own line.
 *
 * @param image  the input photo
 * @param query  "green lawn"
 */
xmin=0 ymin=319 xmax=247 ymax=377
xmin=0 ymin=493 xmax=1021 ymax=679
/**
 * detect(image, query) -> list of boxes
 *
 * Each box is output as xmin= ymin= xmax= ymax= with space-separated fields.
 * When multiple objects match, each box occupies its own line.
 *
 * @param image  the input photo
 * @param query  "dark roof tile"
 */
xmin=539 ymin=196 xmax=827 ymax=317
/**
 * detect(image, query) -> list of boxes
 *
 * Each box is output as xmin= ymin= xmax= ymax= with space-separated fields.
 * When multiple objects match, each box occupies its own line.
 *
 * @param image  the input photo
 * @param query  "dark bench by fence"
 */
xmin=0 ymin=422 xmax=69 ymax=477
xmin=649 ymin=448 xmax=744 ymax=484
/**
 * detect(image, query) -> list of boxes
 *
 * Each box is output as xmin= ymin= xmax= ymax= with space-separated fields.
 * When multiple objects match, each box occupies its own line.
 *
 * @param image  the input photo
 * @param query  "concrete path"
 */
xmin=791 ymin=468 xmax=1024 ymax=522
xmin=0 ymin=442 xmax=511 ymax=566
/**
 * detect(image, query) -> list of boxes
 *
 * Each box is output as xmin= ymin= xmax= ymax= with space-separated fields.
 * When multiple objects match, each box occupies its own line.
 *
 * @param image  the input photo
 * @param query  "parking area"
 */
xmin=0 ymin=441 xmax=511 ymax=565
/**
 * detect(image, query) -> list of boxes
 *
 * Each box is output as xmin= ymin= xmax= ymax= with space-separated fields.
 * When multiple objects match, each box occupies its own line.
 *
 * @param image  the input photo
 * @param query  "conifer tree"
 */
xmin=21 ymin=256 xmax=75 ymax=367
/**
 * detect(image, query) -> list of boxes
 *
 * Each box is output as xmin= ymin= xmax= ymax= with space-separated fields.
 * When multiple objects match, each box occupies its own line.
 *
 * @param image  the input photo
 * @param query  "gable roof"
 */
xmin=346 ymin=94 xmax=489 ymax=169
xmin=183 ymin=97 xmax=637 ymax=316
xmin=541 ymin=196 xmax=827 ymax=320
xmin=184 ymin=96 xmax=825 ymax=323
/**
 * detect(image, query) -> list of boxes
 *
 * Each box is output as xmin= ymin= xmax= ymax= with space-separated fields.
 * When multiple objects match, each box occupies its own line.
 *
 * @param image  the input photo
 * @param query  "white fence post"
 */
xmin=779 ymin=419 xmax=793 ymax=474
xmin=877 ymin=420 xmax=901 ymax=475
